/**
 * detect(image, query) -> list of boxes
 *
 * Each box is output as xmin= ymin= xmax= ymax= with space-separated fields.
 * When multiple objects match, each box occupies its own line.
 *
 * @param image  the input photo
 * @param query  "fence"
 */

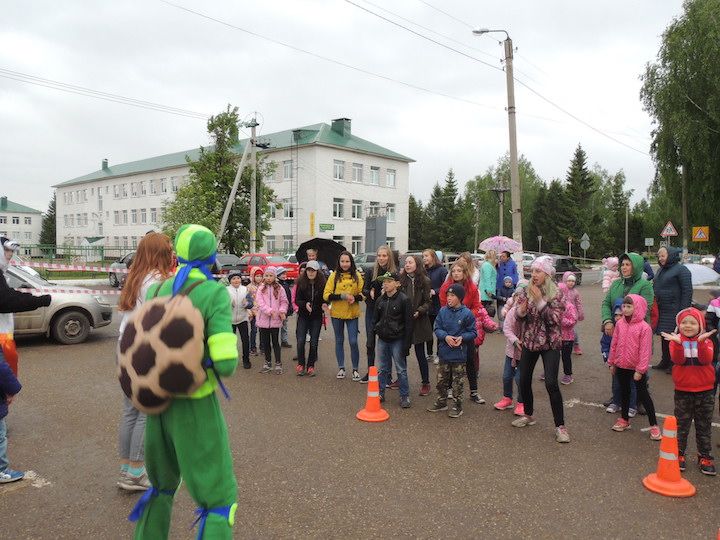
xmin=18 ymin=244 xmax=131 ymax=263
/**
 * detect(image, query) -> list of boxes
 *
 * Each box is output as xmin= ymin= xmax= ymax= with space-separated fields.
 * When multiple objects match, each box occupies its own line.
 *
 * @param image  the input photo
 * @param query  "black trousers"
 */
xmin=561 ymin=340 xmax=573 ymax=376
xmin=658 ymin=337 xmax=672 ymax=367
xmin=519 ymin=348 xmax=565 ymax=427
xmin=259 ymin=327 xmax=281 ymax=364
xmin=425 ymin=312 xmax=438 ymax=356
xmin=232 ymin=321 xmax=250 ymax=365
xmin=616 ymin=368 xmax=657 ymax=424
xmin=466 ymin=343 xmax=478 ymax=393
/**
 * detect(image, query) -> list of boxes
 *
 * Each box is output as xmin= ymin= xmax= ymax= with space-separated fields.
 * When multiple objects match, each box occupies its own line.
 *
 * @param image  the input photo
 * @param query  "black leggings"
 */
xmin=659 ymin=338 xmax=671 ymax=367
xmin=426 ymin=312 xmax=438 ymax=356
xmin=260 ymin=327 xmax=281 ymax=364
xmin=466 ymin=343 xmax=478 ymax=393
xmin=232 ymin=322 xmax=250 ymax=365
xmin=616 ymin=368 xmax=657 ymax=424
xmin=519 ymin=348 xmax=564 ymax=427
xmin=414 ymin=343 xmax=430 ymax=384
xmin=561 ymin=340 xmax=573 ymax=376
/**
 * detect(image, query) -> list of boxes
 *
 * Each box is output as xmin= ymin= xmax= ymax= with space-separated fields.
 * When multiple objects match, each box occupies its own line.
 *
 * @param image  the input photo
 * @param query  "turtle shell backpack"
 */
xmin=117 ymin=280 xmax=207 ymax=414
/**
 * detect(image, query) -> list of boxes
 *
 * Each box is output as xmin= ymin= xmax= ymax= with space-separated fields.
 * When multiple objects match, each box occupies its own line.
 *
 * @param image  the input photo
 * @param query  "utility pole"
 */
xmin=624 ymin=203 xmax=629 ymax=254
xmin=681 ymin=163 xmax=688 ymax=256
xmin=473 ymin=196 xmax=480 ymax=253
xmin=489 ymin=181 xmax=509 ymax=237
xmin=504 ymin=37 xmax=523 ymax=253
xmin=217 ymin=137 xmax=252 ymax=245
xmin=248 ymin=118 xmax=259 ymax=253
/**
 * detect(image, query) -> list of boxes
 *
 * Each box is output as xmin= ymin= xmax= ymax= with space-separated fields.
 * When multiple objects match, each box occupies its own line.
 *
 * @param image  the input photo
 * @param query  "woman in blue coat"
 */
xmin=652 ymin=246 xmax=692 ymax=371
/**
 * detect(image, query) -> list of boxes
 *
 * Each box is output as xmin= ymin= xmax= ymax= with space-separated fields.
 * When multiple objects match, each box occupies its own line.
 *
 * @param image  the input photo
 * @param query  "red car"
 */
xmin=237 ymin=253 xmax=300 ymax=280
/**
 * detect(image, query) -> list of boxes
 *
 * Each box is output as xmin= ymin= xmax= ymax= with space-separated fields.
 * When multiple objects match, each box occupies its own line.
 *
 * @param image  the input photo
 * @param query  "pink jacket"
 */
xmin=558 ymin=283 xmax=578 ymax=341
xmin=474 ymin=303 xmax=498 ymax=346
xmin=608 ymin=294 xmax=652 ymax=373
xmin=561 ymin=272 xmax=584 ymax=321
xmin=255 ymin=283 xmax=289 ymax=329
xmin=602 ymin=258 xmax=620 ymax=293
xmin=503 ymin=306 xmax=524 ymax=361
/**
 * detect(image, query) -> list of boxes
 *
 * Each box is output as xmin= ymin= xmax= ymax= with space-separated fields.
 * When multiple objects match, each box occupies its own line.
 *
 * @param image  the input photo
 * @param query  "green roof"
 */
xmin=0 ymin=197 xmax=41 ymax=214
xmin=53 ymin=121 xmax=414 ymax=188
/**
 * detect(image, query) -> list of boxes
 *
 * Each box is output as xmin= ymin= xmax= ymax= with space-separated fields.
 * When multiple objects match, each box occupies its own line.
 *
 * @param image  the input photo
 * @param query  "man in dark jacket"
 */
xmin=496 ymin=251 xmax=519 ymax=290
xmin=373 ymin=272 xmax=413 ymax=408
xmin=652 ymin=246 xmax=693 ymax=371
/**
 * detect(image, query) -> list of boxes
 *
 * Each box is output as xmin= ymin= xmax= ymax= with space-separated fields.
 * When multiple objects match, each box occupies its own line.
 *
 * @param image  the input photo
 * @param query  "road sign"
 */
xmin=644 ymin=237 xmax=654 ymax=247
xmin=309 ymin=212 xmax=315 ymax=235
xmin=692 ymin=226 xmax=709 ymax=242
xmin=660 ymin=221 xmax=678 ymax=237
xmin=580 ymin=233 xmax=590 ymax=242
xmin=580 ymin=239 xmax=590 ymax=251
xmin=319 ymin=223 xmax=334 ymax=232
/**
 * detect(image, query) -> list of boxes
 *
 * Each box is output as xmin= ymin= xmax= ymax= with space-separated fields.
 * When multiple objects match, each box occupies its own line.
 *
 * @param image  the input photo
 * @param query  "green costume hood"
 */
xmin=174 ymin=224 xmax=217 ymax=261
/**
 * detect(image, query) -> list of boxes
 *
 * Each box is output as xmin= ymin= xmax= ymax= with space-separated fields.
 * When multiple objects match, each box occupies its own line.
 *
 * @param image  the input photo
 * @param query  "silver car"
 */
xmin=5 ymin=265 xmax=113 ymax=344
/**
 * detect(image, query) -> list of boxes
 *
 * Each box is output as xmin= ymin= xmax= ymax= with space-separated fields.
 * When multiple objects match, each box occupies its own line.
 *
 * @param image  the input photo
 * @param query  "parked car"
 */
xmin=213 ymin=253 xmax=244 ymax=278
xmin=354 ymin=253 xmax=377 ymax=277
xmin=236 ymin=253 xmax=300 ymax=280
xmin=285 ymin=254 xmax=298 ymax=264
xmin=701 ymin=255 xmax=716 ymax=265
xmin=6 ymin=265 xmax=113 ymax=344
xmin=109 ymin=251 xmax=135 ymax=288
xmin=523 ymin=255 xmax=583 ymax=285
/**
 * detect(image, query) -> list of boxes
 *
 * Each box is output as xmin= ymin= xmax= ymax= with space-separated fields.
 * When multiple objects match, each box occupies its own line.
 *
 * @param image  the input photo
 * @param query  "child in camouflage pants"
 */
xmin=427 ymin=284 xmax=477 ymax=418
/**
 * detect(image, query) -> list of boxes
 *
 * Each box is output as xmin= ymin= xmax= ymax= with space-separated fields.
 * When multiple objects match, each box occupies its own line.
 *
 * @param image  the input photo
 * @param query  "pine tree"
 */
xmin=423 ymin=182 xmax=446 ymax=249
xmin=40 ymin=193 xmax=56 ymax=246
xmin=436 ymin=169 xmax=459 ymax=249
xmin=408 ymin=195 xmax=426 ymax=249
xmin=564 ymin=144 xmax=595 ymax=239
xmin=607 ymin=171 xmax=631 ymax=254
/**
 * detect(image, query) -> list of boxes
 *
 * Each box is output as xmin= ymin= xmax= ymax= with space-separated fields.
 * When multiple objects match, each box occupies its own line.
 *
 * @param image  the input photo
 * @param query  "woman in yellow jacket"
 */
xmin=324 ymin=250 xmax=365 ymax=381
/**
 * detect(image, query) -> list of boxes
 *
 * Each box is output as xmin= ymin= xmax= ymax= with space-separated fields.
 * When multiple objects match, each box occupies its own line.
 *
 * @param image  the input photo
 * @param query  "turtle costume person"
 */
xmin=128 ymin=224 xmax=238 ymax=540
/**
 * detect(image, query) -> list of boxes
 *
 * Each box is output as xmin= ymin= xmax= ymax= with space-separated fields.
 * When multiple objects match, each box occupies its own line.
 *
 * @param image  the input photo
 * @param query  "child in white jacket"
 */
xmin=227 ymin=272 xmax=252 ymax=369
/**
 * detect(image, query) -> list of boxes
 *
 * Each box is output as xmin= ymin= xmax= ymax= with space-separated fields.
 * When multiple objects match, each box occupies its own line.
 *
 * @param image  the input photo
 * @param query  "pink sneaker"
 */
xmin=611 ymin=418 xmax=631 ymax=431
xmin=494 ymin=397 xmax=514 ymax=410
xmin=513 ymin=403 xmax=525 ymax=416
xmin=573 ymin=344 xmax=583 ymax=355
xmin=649 ymin=425 xmax=662 ymax=440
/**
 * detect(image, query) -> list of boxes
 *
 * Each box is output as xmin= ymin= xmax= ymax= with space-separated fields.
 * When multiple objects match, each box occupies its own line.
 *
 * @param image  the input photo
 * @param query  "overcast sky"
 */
xmin=1 ymin=0 xmax=684 ymax=215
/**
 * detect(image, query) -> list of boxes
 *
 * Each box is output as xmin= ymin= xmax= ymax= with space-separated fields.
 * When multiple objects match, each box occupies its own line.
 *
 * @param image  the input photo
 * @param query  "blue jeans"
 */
xmin=0 ymin=418 xmax=8 ymax=473
xmin=365 ymin=305 xmax=377 ymax=368
xmin=281 ymin=318 xmax=289 ymax=344
xmin=296 ymin=316 xmax=322 ymax=368
xmin=250 ymin=319 xmax=257 ymax=350
xmin=502 ymin=355 xmax=522 ymax=402
xmin=378 ymin=338 xmax=409 ymax=398
xmin=612 ymin=373 xmax=637 ymax=409
xmin=331 ymin=317 xmax=359 ymax=370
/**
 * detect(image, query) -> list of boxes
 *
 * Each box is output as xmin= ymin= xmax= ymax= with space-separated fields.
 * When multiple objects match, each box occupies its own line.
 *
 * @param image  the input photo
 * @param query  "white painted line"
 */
xmin=563 ymin=397 xmax=720 ymax=429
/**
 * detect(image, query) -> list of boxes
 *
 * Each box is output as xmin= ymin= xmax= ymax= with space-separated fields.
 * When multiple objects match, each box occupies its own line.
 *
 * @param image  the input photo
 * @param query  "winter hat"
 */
xmin=563 ymin=272 xmax=577 ymax=283
xmin=447 ymin=283 xmax=465 ymax=302
xmin=306 ymin=260 xmax=320 ymax=271
xmin=503 ymin=276 xmax=513 ymax=285
xmin=379 ymin=271 xmax=400 ymax=281
xmin=264 ymin=266 xmax=278 ymax=276
xmin=603 ymin=257 xmax=619 ymax=271
xmin=250 ymin=266 xmax=264 ymax=278
xmin=531 ymin=255 xmax=555 ymax=277
xmin=275 ymin=267 xmax=288 ymax=278
xmin=228 ymin=271 xmax=243 ymax=281
xmin=613 ymin=298 xmax=623 ymax=315
xmin=172 ymin=224 xmax=217 ymax=295
xmin=675 ymin=307 xmax=705 ymax=335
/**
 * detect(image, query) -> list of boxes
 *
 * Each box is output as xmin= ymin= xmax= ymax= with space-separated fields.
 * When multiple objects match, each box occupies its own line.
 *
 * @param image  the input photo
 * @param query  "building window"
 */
xmin=387 ymin=237 xmax=395 ymax=250
xmin=121 ymin=184 xmax=128 ymax=198
xmin=387 ymin=203 xmax=396 ymax=222
xmin=141 ymin=208 xmax=147 ymax=224
xmin=150 ymin=208 xmax=157 ymax=223
xmin=266 ymin=236 xmax=276 ymax=253
xmin=332 ymin=236 xmax=344 ymax=246
xmin=283 ymin=199 xmax=294 ymax=219
xmin=122 ymin=210 xmax=128 ymax=225
xmin=114 ymin=211 xmax=120 ymax=225
xmin=12 ymin=216 xmax=19 ymax=225
xmin=131 ymin=183 xmax=138 ymax=197
xmin=386 ymin=169 xmax=396 ymax=188
xmin=91 ymin=187 xmax=94 ymax=195
xmin=122 ymin=236 xmax=129 ymax=248
xmin=0 ymin=217 xmax=5 ymax=224
xmin=105 ymin=186 xmax=110 ymax=194
xmin=171 ymin=177 xmax=178 ymax=193
xmin=160 ymin=179 xmax=167 ymax=194
xmin=82 ymin=213 xmax=88 ymax=226
xmin=370 ymin=167 xmax=380 ymax=185
xmin=351 ymin=199 xmax=363 ymax=220
xmin=140 ymin=181 xmax=146 ymax=195
xmin=368 ymin=201 xmax=380 ymax=217
xmin=63 ymin=215 xmax=68 ymax=227
xmin=150 ymin=180 xmax=157 ymax=195
xmin=283 ymin=160 xmax=293 ymax=180
xmin=332 ymin=198 xmax=344 ymax=218
xmin=131 ymin=236 xmax=138 ymax=248
xmin=83 ymin=189 xmax=88 ymax=202
xmin=113 ymin=236 xmax=120 ymax=247
xmin=76 ymin=190 xmax=81 ymax=202
xmin=268 ymin=203 xmax=276 ymax=219
xmin=98 ymin=222 xmax=103 ymax=235
xmin=283 ymin=235 xmax=293 ymax=252
xmin=24 ymin=231 xmax=32 ymax=240
xmin=24 ymin=217 xmax=32 ymax=225
xmin=351 ymin=236 xmax=362 ymax=255
xmin=68 ymin=215 xmax=74 ymax=227
xmin=333 ymin=160 xmax=345 ymax=181
xmin=131 ymin=209 xmax=138 ymax=224
xmin=76 ymin=214 xmax=81 ymax=226
xmin=63 ymin=193 xmax=68 ymax=205
xmin=113 ymin=185 xmax=119 ymax=199
xmin=352 ymin=163 xmax=363 ymax=183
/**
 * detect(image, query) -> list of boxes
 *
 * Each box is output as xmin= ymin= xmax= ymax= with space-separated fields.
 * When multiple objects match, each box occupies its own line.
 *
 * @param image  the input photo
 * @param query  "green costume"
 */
xmin=130 ymin=224 xmax=239 ymax=540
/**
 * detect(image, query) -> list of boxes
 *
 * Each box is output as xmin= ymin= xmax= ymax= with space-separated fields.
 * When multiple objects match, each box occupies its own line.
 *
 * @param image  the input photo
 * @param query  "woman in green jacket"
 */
xmin=480 ymin=250 xmax=498 ymax=313
xmin=601 ymin=252 xmax=654 ymax=334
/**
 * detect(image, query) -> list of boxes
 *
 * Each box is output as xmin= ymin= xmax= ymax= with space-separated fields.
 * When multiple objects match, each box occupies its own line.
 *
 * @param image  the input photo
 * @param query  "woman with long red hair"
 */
xmin=116 ymin=232 xmax=175 ymax=491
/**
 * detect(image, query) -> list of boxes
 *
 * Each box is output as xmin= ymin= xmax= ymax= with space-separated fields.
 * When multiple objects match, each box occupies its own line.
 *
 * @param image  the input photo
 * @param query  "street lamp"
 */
xmin=472 ymin=28 xmax=523 ymax=254
xmin=488 ymin=180 xmax=509 ymax=236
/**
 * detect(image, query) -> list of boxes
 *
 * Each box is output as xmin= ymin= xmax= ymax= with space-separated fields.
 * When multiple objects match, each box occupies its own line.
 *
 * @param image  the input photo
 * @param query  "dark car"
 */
xmin=109 ymin=251 xmax=135 ymax=288
xmin=213 ymin=253 xmax=244 ymax=278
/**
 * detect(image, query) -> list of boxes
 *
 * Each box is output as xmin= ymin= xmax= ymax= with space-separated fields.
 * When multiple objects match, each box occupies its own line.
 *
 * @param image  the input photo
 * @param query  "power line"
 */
xmin=414 ymin=0 xmax=474 ymax=29
xmin=0 ymin=67 xmax=209 ymax=120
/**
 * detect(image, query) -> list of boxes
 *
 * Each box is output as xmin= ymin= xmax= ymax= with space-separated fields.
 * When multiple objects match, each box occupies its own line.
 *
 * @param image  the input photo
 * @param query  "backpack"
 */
xmin=117 ymin=279 xmax=207 ymax=415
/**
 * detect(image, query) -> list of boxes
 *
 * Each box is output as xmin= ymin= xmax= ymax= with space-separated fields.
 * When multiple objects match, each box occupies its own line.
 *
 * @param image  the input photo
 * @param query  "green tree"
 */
xmin=640 ymin=0 xmax=720 ymax=250
xmin=564 ymin=144 xmax=596 ymax=238
xmin=162 ymin=105 xmax=275 ymax=253
xmin=40 ymin=193 xmax=56 ymax=246
xmin=408 ymin=194 xmax=426 ymax=249
xmin=541 ymin=179 xmax=573 ymax=254
xmin=606 ymin=171 xmax=633 ymax=255
xmin=423 ymin=183 xmax=445 ymax=249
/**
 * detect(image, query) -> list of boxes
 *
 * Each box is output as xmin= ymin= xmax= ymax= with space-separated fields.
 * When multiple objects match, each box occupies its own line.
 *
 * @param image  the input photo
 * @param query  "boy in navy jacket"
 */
xmin=0 ymin=350 xmax=22 ymax=483
xmin=427 ymin=284 xmax=477 ymax=418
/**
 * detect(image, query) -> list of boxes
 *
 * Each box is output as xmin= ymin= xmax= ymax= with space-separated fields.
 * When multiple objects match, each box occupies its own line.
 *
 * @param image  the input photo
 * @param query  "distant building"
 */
xmin=0 ymin=196 xmax=42 ymax=250
xmin=53 ymin=118 xmax=413 ymax=255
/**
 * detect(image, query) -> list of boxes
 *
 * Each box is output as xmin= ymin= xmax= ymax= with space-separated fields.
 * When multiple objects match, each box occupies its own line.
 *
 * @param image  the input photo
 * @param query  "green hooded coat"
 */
xmin=601 ymin=252 xmax=654 ymax=325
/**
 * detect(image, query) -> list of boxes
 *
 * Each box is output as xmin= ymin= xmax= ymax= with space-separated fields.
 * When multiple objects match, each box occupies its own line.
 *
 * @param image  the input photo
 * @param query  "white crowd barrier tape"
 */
xmin=17 ymin=287 xmax=122 ymax=296
xmin=10 ymin=260 xmax=228 ymax=278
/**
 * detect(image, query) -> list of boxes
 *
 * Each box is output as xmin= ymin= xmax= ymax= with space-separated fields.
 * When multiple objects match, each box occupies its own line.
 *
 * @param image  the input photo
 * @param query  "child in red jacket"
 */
xmin=662 ymin=307 xmax=717 ymax=475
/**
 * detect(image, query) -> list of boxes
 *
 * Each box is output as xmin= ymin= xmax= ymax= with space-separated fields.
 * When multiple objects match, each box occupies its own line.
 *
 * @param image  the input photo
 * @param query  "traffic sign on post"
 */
xmin=644 ymin=237 xmax=654 ymax=247
xmin=660 ymin=221 xmax=678 ymax=237
xmin=692 ymin=226 xmax=709 ymax=242
xmin=580 ymin=233 xmax=590 ymax=242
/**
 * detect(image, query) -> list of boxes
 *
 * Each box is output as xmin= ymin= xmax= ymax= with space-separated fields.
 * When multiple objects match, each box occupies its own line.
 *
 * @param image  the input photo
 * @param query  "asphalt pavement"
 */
xmin=1 ymin=285 xmax=718 ymax=539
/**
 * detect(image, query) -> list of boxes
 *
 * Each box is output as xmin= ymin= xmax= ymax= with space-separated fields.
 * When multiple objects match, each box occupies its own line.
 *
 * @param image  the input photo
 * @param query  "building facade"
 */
xmin=53 ymin=118 xmax=413 ymax=255
xmin=0 ymin=196 xmax=42 ymax=250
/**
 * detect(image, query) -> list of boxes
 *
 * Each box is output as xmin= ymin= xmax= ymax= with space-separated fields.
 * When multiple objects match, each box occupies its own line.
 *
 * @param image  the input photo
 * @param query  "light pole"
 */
xmin=473 ymin=28 xmax=523 ymax=254
xmin=489 ymin=180 xmax=509 ymax=236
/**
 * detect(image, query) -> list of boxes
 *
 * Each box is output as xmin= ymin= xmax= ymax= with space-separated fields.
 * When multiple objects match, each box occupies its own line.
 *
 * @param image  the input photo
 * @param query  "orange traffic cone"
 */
xmin=356 ymin=366 xmax=389 ymax=422
xmin=642 ymin=415 xmax=695 ymax=497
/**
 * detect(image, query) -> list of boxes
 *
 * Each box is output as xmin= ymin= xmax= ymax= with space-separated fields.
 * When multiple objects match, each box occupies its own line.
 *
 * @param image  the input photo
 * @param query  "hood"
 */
xmin=603 ymin=257 xmax=619 ymax=271
xmin=675 ymin=307 xmax=705 ymax=336
xmin=250 ymin=266 xmax=264 ymax=278
xmin=626 ymin=293 xmax=648 ymax=324
xmin=174 ymin=224 xmax=216 ymax=262
xmin=558 ymin=282 xmax=568 ymax=295
xmin=562 ymin=271 xmax=576 ymax=284
xmin=619 ymin=252 xmax=645 ymax=282
xmin=662 ymin=246 xmax=682 ymax=267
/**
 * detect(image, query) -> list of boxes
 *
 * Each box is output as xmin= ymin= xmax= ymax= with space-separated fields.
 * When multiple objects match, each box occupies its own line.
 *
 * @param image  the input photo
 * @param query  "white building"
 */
xmin=53 ymin=118 xmax=413 ymax=254
xmin=0 ymin=196 xmax=42 ymax=250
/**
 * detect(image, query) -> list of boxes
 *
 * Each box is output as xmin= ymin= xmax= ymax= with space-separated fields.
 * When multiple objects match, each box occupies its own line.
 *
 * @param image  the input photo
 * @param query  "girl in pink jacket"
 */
xmin=558 ymin=282 xmax=578 ymax=385
xmin=494 ymin=302 xmax=525 ymax=416
xmin=255 ymin=267 xmax=289 ymax=374
xmin=607 ymin=294 xmax=661 ymax=439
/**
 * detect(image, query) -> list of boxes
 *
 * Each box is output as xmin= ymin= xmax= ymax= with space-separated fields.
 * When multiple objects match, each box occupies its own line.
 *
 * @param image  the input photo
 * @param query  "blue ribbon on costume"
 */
xmin=191 ymin=505 xmax=233 ymax=539
xmin=172 ymin=254 xmax=217 ymax=296
xmin=128 ymin=486 xmax=176 ymax=522
xmin=203 ymin=358 xmax=231 ymax=400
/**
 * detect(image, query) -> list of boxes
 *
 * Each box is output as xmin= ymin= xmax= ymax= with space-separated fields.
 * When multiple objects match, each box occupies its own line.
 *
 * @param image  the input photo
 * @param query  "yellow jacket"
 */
xmin=323 ymin=270 xmax=364 ymax=320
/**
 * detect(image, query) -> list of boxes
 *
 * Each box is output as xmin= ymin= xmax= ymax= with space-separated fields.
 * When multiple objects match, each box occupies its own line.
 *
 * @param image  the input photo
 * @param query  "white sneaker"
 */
xmin=512 ymin=415 xmax=536 ymax=428
xmin=336 ymin=368 xmax=346 ymax=379
xmin=605 ymin=403 xmax=620 ymax=413
xmin=433 ymin=357 xmax=440 ymax=365
xmin=628 ymin=408 xmax=637 ymax=418
xmin=351 ymin=370 xmax=361 ymax=382
xmin=555 ymin=426 xmax=571 ymax=443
